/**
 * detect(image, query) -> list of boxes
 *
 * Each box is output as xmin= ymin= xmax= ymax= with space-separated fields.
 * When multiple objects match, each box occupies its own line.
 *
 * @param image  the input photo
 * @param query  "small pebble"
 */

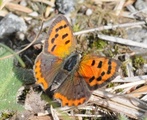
xmin=16 ymin=32 xmax=25 ymax=41
xmin=0 ymin=13 xmax=27 ymax=39
xmin=55 ymin=0 xmax=76 ymax=14
xmin=29 ymin=12 xmax=38 ymax=17
xmin=135 ymin=0 xmax=147 ymax=11
xmin=86 ymin=8 xmax=93 ymax=16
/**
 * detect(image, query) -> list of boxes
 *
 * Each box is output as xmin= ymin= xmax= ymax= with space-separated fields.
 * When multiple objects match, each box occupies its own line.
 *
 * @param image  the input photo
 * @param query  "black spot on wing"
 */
xmin=91 ymin=60 xmax=95 ymax=66
xmin=64 ymin=24 xmax=67 ymax=28
xmin=97 ymin=61 xmax=102 ymax=68
xmin=101 ymin=71 xmax=105 ymax=76
xmin=96 ymin=76 xmax=102 ymax=81
xmin=89 ymin=76 xmax=95 ymax=83
xmin=51 ymin=33 xmax=58 ymax=44
xmin=51 ymin=38 xmax=55 ymax=44
xmin=55 ymin=28 xmax=59 ymax=32
xmin=59 ymin=25 xmax=63 ymax=30
xmin=51 ymin=45 xmax=56 ymax=52
xmin=55 ymin=33 xmax=59 ymax=38
xmin=107 ymin=60 xmax=112 ymax=74
xmin=65 ymin=40 xmax=70 ymax=44
xmin=62 ymin=33 xmax=68 ymax=39
xmin=55 ymin=24 xmax=67 ymax=32
xmin=65 ymin=102 xmax=68 ymax=106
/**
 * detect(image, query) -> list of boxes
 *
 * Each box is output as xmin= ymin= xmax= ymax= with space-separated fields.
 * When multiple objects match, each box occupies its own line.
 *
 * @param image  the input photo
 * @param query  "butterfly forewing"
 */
xmin=34 ymin=53 xmax=62 ymax=90
xmin=78 ymin=54 xmax=119 ymax=90
xmin=44 ymin=15 xmax=76 ymax=58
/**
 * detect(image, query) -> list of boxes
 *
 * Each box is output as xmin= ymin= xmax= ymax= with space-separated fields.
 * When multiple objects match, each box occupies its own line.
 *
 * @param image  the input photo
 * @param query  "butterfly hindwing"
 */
xmin=78 ymin=54 xmax=120 ymax=90
xmin=44 ymin=15 xmax=76 ymax=58
xmin=54 ymin=72 xmax=91 ymax=106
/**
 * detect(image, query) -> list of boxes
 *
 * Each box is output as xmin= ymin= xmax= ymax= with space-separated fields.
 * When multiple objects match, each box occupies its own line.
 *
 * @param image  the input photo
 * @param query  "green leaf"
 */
xmin=0 ymin=47 xmax=24 ymax=111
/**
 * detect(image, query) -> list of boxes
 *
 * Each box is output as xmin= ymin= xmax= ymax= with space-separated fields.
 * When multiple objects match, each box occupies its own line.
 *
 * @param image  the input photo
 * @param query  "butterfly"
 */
xmin=34 ymin=15 xmax=120 ymax=106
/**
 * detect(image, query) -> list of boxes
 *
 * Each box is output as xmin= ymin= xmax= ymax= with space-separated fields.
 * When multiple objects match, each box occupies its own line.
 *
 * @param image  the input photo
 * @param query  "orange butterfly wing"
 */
xmin=78 ymin=54 xmax=120 ymax=90
xmin=43 ymin=15 xmax=76 ymax=58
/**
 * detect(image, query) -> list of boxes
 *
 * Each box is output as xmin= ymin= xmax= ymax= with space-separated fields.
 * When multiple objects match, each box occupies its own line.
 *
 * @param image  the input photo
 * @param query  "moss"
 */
xmin=107 ymin=82 xmax=115 ymax=88
xmin=115 ymin=89 xmax=123 ymax=93
xmin=73 ymin=23 xmax=81 ymax=32
xmin=92 ymin=39 xmax=107 ymax=50
xmin=132 ymin=56 xmax=145 ymax=69
xmin=0 ymin=112 xmax=15 ymax=120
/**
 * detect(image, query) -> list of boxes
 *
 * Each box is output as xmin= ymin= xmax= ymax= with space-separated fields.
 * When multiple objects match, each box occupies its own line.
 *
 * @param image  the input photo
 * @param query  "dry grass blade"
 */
xmin=113 ymin=75 xmax=147 ymax=82
xmin=124 ymin=0 xmax=136 ymax=6
xmin=5 ymin=2 xmax=33 ymax=13
xmin=32 ymin=0 xmax=55 ymax=7
xmin=129 ymin=85 xmax=147 ymax=98
xmin=90 ymin=90 xmax=147 ymax=119
xmin=114 ymin=0 xmax=126 ymax=16
xmin=98 ymin=34 xmax=147 ymax=49
xmin=50 ymin=105 xmax=60 ymax=120
xmin=106 ymin=80 xmax=146 ymax=91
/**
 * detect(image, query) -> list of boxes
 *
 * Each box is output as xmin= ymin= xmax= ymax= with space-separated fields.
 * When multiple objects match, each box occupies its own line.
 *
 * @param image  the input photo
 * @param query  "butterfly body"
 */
xmin=34 ymin=15 xmax=120 ymax=106
xmin=49 ymin=52 xmax=81 ymax=91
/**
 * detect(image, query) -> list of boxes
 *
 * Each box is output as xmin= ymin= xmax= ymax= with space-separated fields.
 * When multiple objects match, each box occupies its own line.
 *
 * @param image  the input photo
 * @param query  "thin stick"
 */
xmin=106 ymin=80 xmax=147 ymax=91
xmin=98 ymin=34 xmax=147 ymax=48
xmin=113 ymin=75 xmax=147 ymax=82
xmin=74 ymin=21 xmax=145 ymax=36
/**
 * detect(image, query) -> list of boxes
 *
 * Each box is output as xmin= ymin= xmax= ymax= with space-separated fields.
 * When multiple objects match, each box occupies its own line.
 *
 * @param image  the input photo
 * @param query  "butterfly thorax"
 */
xmin=63 ymin=53 xmax=81 ymax=71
